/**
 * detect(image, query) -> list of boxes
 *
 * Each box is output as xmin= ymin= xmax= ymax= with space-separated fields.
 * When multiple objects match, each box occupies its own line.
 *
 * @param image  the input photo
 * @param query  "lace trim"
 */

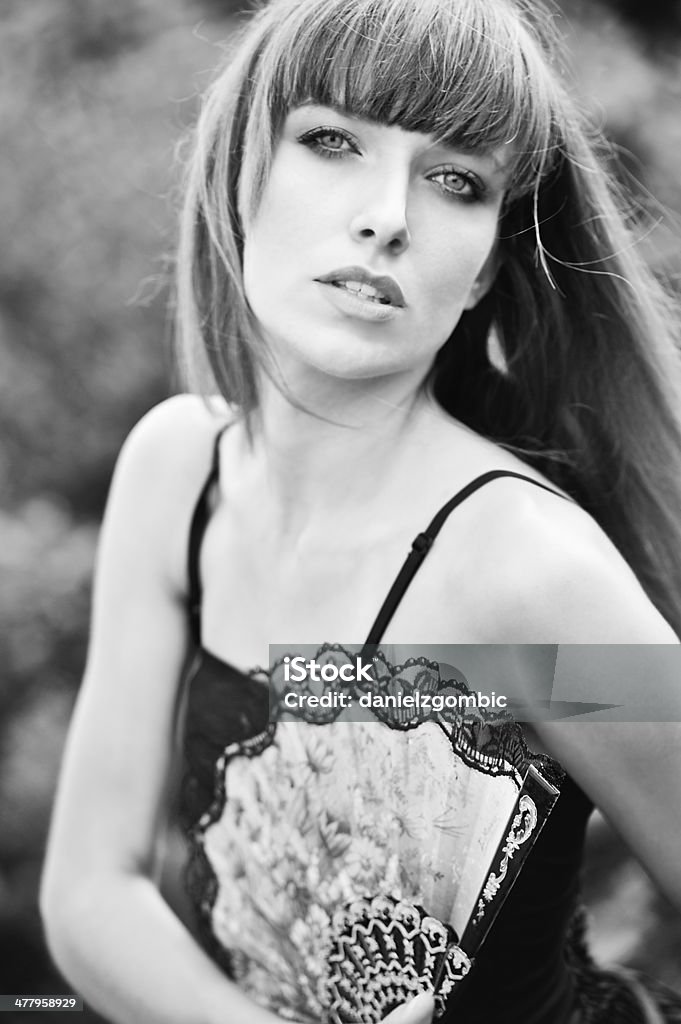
xmin=565 ymin=906 xmax=681 ymax=1023
xmin=183 ymin=721 xmax=278 ymax=968
xmin=267 ymin=645 xmax=563 ymax=787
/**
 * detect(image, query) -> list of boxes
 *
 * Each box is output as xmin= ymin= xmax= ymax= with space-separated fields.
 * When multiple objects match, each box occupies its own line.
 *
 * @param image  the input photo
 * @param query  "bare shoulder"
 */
xmin=106 ymin=394 xmax=234 ymax=594
xmin=416 ymin=417 xmax=676 ymax=642
xmin=115 ymin=393 xmax=232 ymax=493
xmin=465 ymin=476 xmax=677 ymax=643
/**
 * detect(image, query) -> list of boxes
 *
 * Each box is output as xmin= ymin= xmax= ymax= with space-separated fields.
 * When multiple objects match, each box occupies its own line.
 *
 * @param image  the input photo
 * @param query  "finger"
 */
xmin=383 ymin=991 xmax=435 ymax=1023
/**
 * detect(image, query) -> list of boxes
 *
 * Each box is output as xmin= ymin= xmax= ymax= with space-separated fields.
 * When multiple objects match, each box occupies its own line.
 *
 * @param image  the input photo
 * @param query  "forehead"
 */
xmin=260 ymin=0 xmax=556 ymax=198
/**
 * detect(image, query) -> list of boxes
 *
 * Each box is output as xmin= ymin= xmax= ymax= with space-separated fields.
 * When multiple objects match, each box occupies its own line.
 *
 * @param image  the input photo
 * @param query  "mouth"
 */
xmin=315 ymin=266 xmax=406 ymax=308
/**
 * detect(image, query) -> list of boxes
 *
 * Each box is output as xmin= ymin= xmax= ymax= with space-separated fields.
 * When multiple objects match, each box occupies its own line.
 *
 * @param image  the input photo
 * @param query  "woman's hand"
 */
xmin=382 ymin=992 xmax=435 ymax=1023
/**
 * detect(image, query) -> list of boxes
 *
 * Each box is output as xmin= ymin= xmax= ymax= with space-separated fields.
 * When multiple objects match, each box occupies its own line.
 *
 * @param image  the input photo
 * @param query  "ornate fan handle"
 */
xmin=461 ymin=763 xmax=560 ymax=955
xmin=324 ymin=897 xmax=472 ymax=1023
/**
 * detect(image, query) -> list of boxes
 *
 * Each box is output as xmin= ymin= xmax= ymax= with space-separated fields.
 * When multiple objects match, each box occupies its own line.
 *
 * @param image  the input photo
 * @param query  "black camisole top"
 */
xmin=179 ymin=427 xmax=594 ymax=1024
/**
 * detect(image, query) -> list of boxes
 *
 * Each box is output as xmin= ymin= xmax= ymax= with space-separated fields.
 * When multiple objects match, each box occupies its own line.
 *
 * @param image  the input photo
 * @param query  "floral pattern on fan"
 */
xmin=201 ymin=718 xmax=521 ymax=1022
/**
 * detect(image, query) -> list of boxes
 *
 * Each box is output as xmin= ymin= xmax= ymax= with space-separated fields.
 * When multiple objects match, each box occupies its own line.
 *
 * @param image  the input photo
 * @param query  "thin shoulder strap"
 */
xmin=363 ymin=470 xmax=570 ymax=648
xmin=187 ymin=424 xmax=231 ymax=645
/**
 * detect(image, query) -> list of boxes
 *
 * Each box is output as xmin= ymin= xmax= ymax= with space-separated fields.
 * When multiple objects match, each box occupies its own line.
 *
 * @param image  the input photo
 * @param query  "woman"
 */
xmin=40 ymin=0 xmax=681 ymax=1022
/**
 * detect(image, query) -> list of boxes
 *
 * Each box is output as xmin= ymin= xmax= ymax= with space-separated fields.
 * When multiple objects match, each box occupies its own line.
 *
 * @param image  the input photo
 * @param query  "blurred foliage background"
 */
xmin=1 ymin=0 xmax=680 ymax=1019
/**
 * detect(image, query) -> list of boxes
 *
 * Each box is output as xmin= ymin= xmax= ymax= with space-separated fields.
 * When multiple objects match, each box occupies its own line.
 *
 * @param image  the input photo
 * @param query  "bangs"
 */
xmin=259 ymin=0 xmax=563 ymax=198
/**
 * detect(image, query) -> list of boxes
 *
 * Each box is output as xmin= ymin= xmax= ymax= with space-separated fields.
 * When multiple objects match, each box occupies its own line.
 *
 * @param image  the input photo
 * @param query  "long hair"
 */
xmin=176 ymin=0 xmax=681 ymax=636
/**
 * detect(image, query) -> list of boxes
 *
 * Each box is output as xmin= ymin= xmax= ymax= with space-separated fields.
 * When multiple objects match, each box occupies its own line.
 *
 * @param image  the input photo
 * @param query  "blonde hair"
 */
xmin=176 ymin=0 xmax=681 ymax=636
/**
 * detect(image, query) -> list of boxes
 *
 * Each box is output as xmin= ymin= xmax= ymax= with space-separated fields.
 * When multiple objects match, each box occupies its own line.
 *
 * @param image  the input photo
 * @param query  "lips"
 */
xmin=315 ymin=266 xmax=406 ymax=308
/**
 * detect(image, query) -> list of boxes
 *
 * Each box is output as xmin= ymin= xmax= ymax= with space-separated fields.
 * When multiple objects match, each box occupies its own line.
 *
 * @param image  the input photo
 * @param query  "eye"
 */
xmin=297 ymin=126 xmax=359 ymax=159
xmin=427 ymin=166 xmax=485 ymax=203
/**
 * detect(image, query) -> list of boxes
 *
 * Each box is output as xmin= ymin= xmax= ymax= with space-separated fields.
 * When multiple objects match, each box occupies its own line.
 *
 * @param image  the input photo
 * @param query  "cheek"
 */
xmin=244 ymin=196 xmax=315 ymax=307
xmin=248 ymin=155 xmax=321 ymax=247
xmin=423 ymin=218 xmax=498 ymax=306
xmin=242 ymin=199 xmax=291 ymax=309
xmin=241 ymin=233 xmax=260 ymax=313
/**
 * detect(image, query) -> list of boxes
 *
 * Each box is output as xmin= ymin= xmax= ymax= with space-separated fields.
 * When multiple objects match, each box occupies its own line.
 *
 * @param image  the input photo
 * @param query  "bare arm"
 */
xmin=40 ymin=397 xmax=278 ymax=1024
xmin=491 ymin=500 xmax=681 ymax=912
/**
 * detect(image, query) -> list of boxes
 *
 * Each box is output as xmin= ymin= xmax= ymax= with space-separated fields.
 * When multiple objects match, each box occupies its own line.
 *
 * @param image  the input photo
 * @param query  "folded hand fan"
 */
xmin=195 ymin=645 xmax=562 ymax=1023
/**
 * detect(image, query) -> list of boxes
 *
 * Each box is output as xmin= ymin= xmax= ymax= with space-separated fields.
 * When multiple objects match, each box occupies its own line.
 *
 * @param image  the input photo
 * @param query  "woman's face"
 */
xmin=243 ymin=104 xmax=508 ymax=384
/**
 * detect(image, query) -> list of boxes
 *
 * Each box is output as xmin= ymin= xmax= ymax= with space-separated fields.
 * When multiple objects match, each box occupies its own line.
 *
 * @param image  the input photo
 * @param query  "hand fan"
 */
xmin=195 ymin=645 xmax=562 ymax=1023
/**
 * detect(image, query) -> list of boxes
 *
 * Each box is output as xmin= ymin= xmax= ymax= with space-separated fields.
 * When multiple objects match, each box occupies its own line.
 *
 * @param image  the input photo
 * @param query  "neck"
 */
xmin=242 ymin=369 xmax=441 ymax=536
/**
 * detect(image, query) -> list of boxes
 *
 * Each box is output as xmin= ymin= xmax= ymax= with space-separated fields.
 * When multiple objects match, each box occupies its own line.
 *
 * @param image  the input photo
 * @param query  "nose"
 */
xmin=349 ymin=175 xmax=411 ymax=255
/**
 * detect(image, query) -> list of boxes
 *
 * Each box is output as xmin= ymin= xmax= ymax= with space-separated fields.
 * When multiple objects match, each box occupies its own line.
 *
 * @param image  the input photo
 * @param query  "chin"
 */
xmin=280 ymin=331 xmax=424 ymax=382
xmin=304 ymin=351 xmax=417 ymax=383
